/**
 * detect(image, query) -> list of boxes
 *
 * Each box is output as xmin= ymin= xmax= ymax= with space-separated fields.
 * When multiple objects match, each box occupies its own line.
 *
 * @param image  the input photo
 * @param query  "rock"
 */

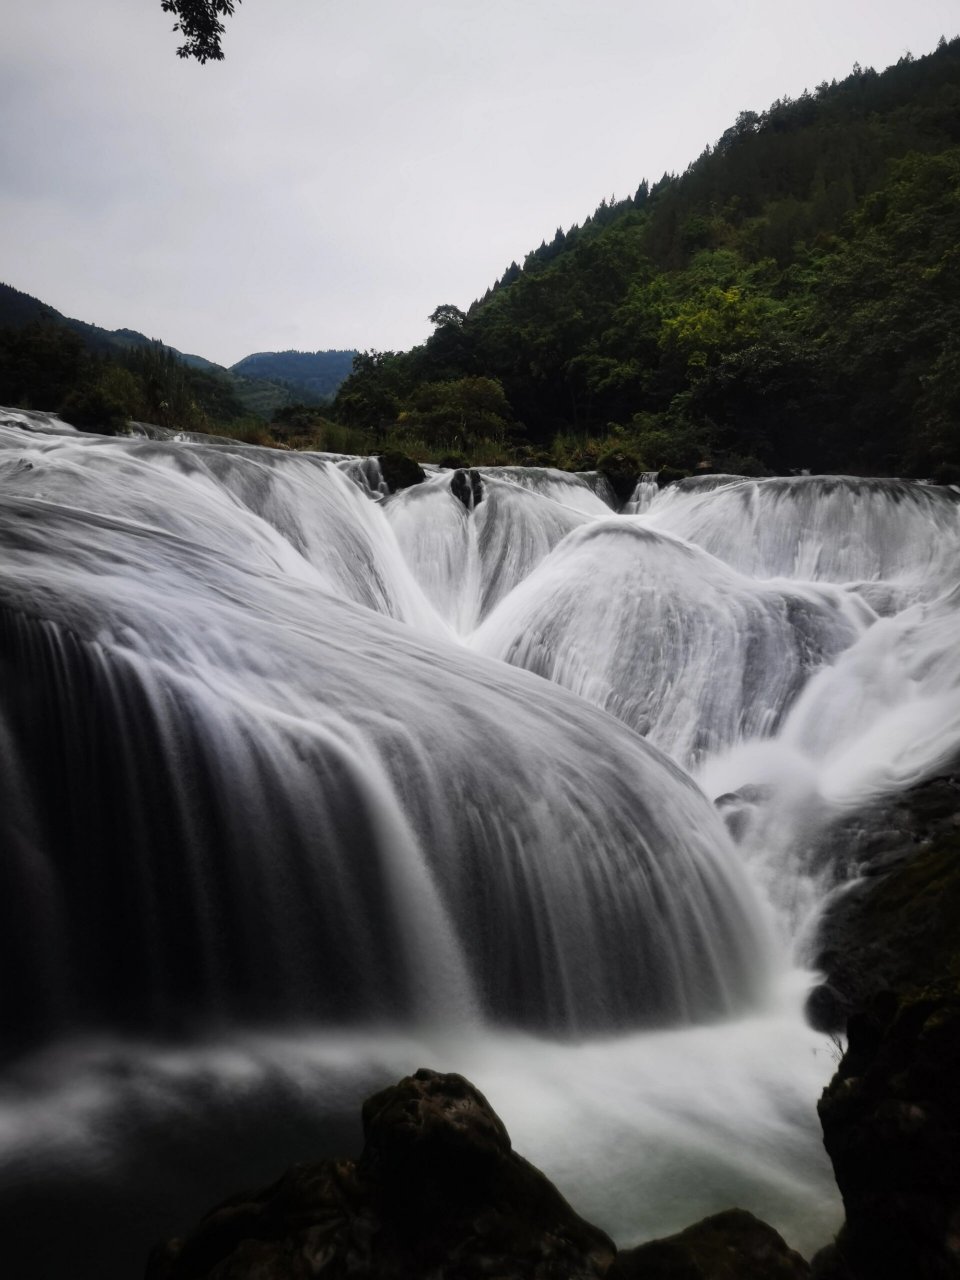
xmin=596 ymin=450 xmax=643 ymax=507
xmin=449 ymin=467 xmax=483 ymax=509
xmin=436 ymin=451 xmax=468 ymax=469
xmin=146 ymin=1067 xmax=615 ymax=1279
xmin=377 ymin=450 xmax=426 ymax=493
xmin=146 ymin=1160 xmax=371 ymax=1280
xmin=805 ymin=825 xmax=960 ymax=1032
xmin=608 ymin=1208 xmax=810 ymax=1278
xmin=805 ymin=765 xmax=960 ymax=1032
xmin=813 ymin=990 xmax=960 ymax=1280
xmin=805 ymin=982 xmax=850 ymax=1035
xmin=655 ymin=467 xmax=690 ymax=487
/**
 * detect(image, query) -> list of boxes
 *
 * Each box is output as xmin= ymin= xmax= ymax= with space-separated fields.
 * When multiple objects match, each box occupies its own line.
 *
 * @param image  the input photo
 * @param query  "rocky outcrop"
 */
xmin=146 ymin=1067 xmax=616 ymax=1280
xmin=146 ymin=1068 xmax=814 ymax=1280
xmin=812 ymin=990 xmax=960 ymax=1280
xmin=804 ymin=760 xmax=960 ymax=1277
xmin=377 ymin=450 xmax=426 ymax=493
xmin=596 ymin=450 xmax=642 ymax=507
xmin=806 ymin=767 xmax=960 ymax=1032
xmin=608 ymin=1209 xmax=810 ymax=1278
xmin=450 ymin=467 xmax=483 ymax=509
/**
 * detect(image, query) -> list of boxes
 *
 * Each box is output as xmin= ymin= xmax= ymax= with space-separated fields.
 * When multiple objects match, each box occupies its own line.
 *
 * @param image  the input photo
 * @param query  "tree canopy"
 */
xmin=160 ymin=0 xmax=241 ymax=63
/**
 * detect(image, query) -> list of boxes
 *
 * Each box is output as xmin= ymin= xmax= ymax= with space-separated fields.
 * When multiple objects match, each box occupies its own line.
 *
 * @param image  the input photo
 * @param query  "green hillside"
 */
xmin=231 ymin=350 xmax=358 ymax=402
xmin=0 ymin=283 xmax=353 ymax=429
xmin=334 ymin=37 xmax=960 ymax=481
xmin=0 ymin=282 xmax=214 ymax=367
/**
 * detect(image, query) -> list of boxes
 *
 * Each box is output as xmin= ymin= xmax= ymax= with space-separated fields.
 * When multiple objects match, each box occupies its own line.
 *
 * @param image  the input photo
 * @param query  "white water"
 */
xmin=2 ymin=410 xmax=959 ymax=1276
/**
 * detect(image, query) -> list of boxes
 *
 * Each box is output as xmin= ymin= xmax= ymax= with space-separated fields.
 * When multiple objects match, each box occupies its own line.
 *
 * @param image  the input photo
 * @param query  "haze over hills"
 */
xmin=232 ymin=350 xmax=358 ymax=402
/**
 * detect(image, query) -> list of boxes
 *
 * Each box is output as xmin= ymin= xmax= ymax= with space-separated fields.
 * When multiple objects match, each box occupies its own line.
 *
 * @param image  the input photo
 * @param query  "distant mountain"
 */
xmin=0 ymin=283 xmax=357 ymax=416
xmin=0 ymin=283 xmax=214 ymax=367
xmin=230 ymin=350 xmax=358 ymax=402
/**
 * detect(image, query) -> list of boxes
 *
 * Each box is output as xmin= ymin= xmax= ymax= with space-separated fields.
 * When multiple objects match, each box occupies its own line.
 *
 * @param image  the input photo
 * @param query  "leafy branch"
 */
xmin=160 ymin=0 xmax=242 ymax=63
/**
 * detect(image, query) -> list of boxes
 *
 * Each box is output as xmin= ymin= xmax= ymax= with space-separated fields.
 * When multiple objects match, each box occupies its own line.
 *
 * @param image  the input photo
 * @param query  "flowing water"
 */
xmin=2 ymin=410 xmax=959 ymax=1276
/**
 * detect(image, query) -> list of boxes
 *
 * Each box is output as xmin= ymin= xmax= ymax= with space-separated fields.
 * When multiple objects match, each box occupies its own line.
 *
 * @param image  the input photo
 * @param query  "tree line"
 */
xmin=332 ymin=37 xmax=960 ymax=482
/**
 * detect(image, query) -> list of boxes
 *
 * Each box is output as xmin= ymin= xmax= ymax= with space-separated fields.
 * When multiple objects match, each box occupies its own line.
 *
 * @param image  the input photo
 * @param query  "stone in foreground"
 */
xmin=147 ymin=1067 xmax=616 ymax=1279
xmin=814 ymin=991 xmax=960 ymax=1280
xmin=608 ymin=1208 xmax=810 ymax=1278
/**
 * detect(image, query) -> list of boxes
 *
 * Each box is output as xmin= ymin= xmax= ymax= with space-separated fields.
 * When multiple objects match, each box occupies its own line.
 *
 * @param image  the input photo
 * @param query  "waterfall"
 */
xmin=0 ymin=417 xmax=770 ymax=1043
xmin=623 ymin=470 xmax=661 ymax=514
xmin=2 ymin=409 xmax=958 ymax=1278
xmin=385 ymin=469 xmax=593 ymax=632
xmin=471 ymin=518 xmax=873 ymax=769
xmin=646 ymin=474 xmax=960 ymax=602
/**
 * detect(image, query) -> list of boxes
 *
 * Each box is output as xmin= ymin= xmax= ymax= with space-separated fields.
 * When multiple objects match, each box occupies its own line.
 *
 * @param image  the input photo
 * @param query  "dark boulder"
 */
xmin=377 ymin=450 xmax=426 ymax=493
xmin=813 ymin=991 xmax=960 ymax=1280
xmin=655 ymin=467 xmax=690 ymax=487
xmin=596 ymin=450 xmax=643 ymax=507
xmin=806 ymin=825 xmax=960 ymax=1032
xmin=805 ymin=767 xmax=960 ymax=1032
xmin=146 ymin=1067 xmax=615 ymax=1279
xmin=450 ymin=467 xmax=483 ymax=509
xmin=608 ymin=1209 xmax=810 ymax=1278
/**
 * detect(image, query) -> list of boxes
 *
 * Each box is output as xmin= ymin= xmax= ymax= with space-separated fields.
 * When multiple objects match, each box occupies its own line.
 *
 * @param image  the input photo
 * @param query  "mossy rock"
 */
xmin=656 ymin=466 xmax=691 ymax=487
xmin=378 ymin=450 xmax=426 ymax=492
xmin=147 ymin=1068 xmax=614 ymax=1280
xmin=814 ymin=988 xmax=960 ymax=1280
xmin=450 ymin=468 xmax=483 ymax=509
xmin=437 ymin=452 xmax=469 ymax=469
xmin=596 ymin=449 xmax=644 ymax=505
xmin=807 ymin=826 xmax=960 ymax=1031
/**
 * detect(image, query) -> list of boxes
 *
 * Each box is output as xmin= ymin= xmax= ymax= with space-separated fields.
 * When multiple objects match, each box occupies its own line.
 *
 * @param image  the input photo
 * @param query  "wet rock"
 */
xmin=596 ymin=450 xmax=643 ymax=507
xmin=655 ymin=467 xmax=690 ymax=487
xmin=806 ymin=982 xmax=849 ymax=1035
xmin=806 ymin=826 xmax=960 ymax=1032
xmin=146 ymin=1067 xmax=615 ymax=1279
xmin=813 ymin=991 xmax=960 ymax=1280
xmin=805 ymin=765 xmax=960 ymax=1032
xmin=377 ymin=450 xmax=426 ymax=493
xmin=436 ymin=451 xmax=468 ymax=469
xmin=450 ymin=467 xmax=483 ymax=509
xmin=608 ymin=1208 xmax=810 ymax=1278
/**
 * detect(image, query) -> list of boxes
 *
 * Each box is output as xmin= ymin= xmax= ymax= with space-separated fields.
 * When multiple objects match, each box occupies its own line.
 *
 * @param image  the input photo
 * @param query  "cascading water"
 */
xmin=646 ymin=473 xmax=960 ymax=603
xmin=2 ymin=409 xmax=958 ymax=1278
xmin=623 ymin=470 xmax=661 ymax=514
xmin=384 ymin=468 xmax=593 ymax=632
xmin=470 ymin=519 xmax=873 ymax=769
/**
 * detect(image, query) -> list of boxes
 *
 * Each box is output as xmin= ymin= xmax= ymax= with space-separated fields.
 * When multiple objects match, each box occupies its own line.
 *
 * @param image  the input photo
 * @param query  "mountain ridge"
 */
xmin=0 ymin=281 xmax=357 ymax=414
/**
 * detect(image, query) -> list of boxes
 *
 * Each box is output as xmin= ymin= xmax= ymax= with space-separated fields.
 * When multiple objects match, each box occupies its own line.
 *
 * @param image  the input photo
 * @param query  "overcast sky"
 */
xmin=2 ymin=1 xmax=957 ymax=366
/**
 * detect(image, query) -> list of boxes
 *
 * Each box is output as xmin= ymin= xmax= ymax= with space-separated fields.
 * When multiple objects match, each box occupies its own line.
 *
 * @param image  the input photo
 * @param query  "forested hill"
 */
xmin=0 ymin=282 xmax=356 ymax=429
xmin=231 ymin=350 xmax=358 ymax=401
xmin=334 ymin=37 xmax=960 ymax=481
xmin=0 ymin=281 xmax=218 ymax=370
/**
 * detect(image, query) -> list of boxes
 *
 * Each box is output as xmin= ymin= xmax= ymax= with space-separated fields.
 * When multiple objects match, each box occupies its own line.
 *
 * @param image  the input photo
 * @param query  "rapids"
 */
xmin=1 ymin=409 xmax=959 ymax=1277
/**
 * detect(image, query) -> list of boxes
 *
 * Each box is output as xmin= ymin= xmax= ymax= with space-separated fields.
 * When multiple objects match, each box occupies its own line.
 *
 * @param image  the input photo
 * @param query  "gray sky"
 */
xmin=2 ymin=1 xmax=957 ymax=367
